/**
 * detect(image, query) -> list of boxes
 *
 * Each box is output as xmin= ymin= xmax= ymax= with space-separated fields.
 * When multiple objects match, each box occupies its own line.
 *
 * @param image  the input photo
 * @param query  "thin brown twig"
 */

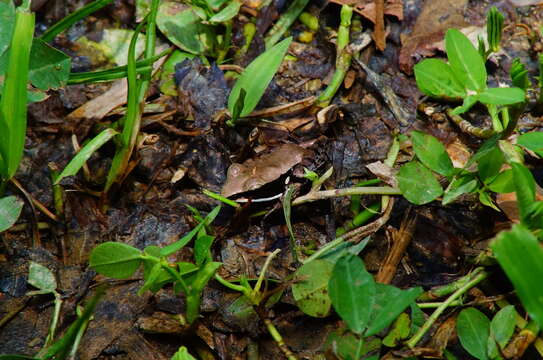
xmin=376 ymin=208 xmax=416 ymax=284
xmin=373 ymin=0 xmax=386 ymax=50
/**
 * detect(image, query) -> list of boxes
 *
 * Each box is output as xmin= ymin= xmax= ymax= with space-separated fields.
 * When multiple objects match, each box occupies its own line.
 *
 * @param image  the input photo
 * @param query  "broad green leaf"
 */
xmin=27 ymin=262 xmax=57 ymax=292
xmin=222 ymin=295 xmax=259 ymax=329
xmin=382 ymin=313 xmax=411 ymax=347
xmin=28 ymin=38 xmax=71 ymax=90
xmin=518 ymin=132 xmax=543 ymax=158
xmin=445 ymin=29 xmax=486 ymax=91
xmin=478 ymin=87 xmax=525 ymax=105
xmin=465 ymin=135 xmax=500 ymax=168
xmin=451 ymin=94 xmax=479 ymax=115
xmin=487 ymin=169 xmax=514 ymax=193
xmin=414 ymin=59 xmax=465 ymax=99
xmin=325 ymin=330 xmax=381 ymax=360
xmin=89 ymin=242 xmax=143 ymax=279
xmin=54 ymin=128 xmax=118 ymax=184
xmin=398 ymin=161 xmax=442 ymax=205
xmin=208 ymin=0 xmax=241 ymax=22
xmin=171 ymin=346 xmax=197 ymax=360
xmin=228 ymin=37 xmax=292 ymax=117
xmin=0 ymin=195 xmax=24 ymax=232
xmin=160 ymin=206 xmax=221 ymax=256
xmin=0 ymin=0 xmax=15 ymax=57
xmin=157 ymin=1 xmax=216 ymax=55
xmin=194 ymin=234 xmax=214 ymax=266
xmin=138 ymin=262 xmax=162 ymax=295
xmin=492 ymin=224 xmax=543 ymax=329
xmin=329 ymin=254 xmax=375 ymax=334
xmin=316 ymin=236 xmax=370 ymax=264
xmin=477 ymin=145 xmax=504 ymax=184
xmin=292 ymin=259 xmax=334 ymax=317
xmin=490 ymin=305 xmax=516 ymax=349
xmin=456 ymin=307 xmax=490 ymax=360
xmin=411 ymin=131 xmax=454 ymax=177
xmin=142 ymin=258 xmax=173 ymax=293
xmin=478 ymin=190 xmax=499 ymax=211
xmin=511 ymin=163 xmax=536 ymax=223
xmin=443 ymin=177 xmax=478 ymax=205
xmin=365 ymin=284 xmax=422 ymax=337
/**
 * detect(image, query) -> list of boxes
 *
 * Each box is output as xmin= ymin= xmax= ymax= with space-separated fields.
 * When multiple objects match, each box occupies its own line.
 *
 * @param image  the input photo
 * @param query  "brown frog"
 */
xmin=221 ymin=143 xmax=309 ymax=198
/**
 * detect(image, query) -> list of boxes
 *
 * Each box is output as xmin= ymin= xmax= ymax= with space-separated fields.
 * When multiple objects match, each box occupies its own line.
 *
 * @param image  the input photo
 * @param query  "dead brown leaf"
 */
xmin=221 ymin=144 xmax=309 ymax=198
xmin=399 ymin=0 xmax=468 ymax=74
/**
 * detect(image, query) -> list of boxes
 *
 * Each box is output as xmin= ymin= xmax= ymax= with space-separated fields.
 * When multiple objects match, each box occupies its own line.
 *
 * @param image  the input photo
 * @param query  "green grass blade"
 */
xmin=104 ymin=0 xmax=160 ymax=193
xmin=40 ymin=0 xmax=114 ymax=42
xmin=228 ymin=36 xmax=292 ymax=118
xmin=0 ymin=6 xmax=34 ymax=181
xmin=54 ymin=128 xmax=118 ymax=185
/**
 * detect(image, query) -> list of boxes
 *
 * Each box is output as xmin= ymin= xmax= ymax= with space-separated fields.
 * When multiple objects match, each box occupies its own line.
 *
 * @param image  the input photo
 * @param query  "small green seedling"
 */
xmin=0 ymin=286 xmax=105 ymax=360
xmin=456 ymin=306 xmax=517 ymax=360
xmin=327 ymin=254 xmax=422 ymax=359
xmin=478 ymin=6 xmax=505 ymax=59
xmin=26 ymin=262 xmax=62 ymax=348
xmin=89 ymin=206 xmax=221 ymax=324
xmin=397 ymin=131 xmax=510 ymax=207
xmin=227 ymin=36 xmax=293 ymax=126
xmin=414 ymin=27 xmax=525 ymax=133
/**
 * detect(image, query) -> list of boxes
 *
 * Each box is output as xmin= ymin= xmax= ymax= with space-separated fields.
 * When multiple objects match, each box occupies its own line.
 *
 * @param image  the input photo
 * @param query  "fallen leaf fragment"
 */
xmin=221 ymin=143 xmax=309 ymax=198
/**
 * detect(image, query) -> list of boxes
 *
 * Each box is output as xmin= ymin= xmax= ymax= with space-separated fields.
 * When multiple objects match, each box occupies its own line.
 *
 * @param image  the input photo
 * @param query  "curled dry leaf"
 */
xmin=399 ymin=0 xmax=468 ymax=74
xmin=221 ymin=143 xmax=309 ymax=198
xmin=329 ymin=0 xmax=403 ymax=23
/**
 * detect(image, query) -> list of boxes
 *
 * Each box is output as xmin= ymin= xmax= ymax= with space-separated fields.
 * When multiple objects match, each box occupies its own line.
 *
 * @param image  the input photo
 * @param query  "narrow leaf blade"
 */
xmin=228 ymin=37 xmax=292 ymax=117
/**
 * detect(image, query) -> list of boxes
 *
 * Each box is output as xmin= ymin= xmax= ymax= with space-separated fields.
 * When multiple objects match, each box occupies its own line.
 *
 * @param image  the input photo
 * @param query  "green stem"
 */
xmin=417 ymin=267 xmax=486 ymax=301
xmin=40 ymin=0 xmax=114 ymax=42
xmin=446 ymin=109 xmax=495 ymax=139
xmin=316 ymin=5 xmax=353 ymax=107
xmin=202 ymin=189 xmax=240 ymax=208
xmin=67 ymin=47 xmax=172 ymax=85
xmin=264 ymin=318 xmax=298 ymax=360
xmin=44 ymin=293 xmax=62 ymax=347
xmin=406 ymin=268 xmax=488 ymax=348
xmin=214 ymin=273 xmax=252 ymax=298
xmin=354 ymin=336 xmax=364 ymax=360
xmin=264 ymin=0 xmax=310 ymax=48
xmin=253 ymin=249 xmax=280 ymax=298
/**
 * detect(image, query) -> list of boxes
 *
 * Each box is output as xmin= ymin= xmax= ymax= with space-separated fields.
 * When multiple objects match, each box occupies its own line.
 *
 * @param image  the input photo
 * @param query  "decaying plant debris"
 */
xmin=1 ymin=0 xmax=543 ymax=359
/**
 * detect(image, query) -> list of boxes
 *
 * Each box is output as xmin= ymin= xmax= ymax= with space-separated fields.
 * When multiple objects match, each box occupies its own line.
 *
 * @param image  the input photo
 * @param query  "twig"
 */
xmin=407 ymin=268 xmax=488 ymax=348
xmin=302 ymin=198 xmax=394 ymax=264
xmin=373 ymin=0 xmax=386 ymax=50
xmin=446 ymin=109 xmax=495 ymax=139
xmin=291 ymin=186 xmax=401 ymax=206
xmin=376 ymin=208 xmax=416 ymax=284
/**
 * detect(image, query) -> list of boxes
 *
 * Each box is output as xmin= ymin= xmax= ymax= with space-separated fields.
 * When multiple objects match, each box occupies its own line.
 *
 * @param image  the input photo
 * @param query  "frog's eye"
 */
xmin=228 ymin=164 xmax=243 ymax=176
xmin=244 ymin=177 xmax=262 ymax=191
